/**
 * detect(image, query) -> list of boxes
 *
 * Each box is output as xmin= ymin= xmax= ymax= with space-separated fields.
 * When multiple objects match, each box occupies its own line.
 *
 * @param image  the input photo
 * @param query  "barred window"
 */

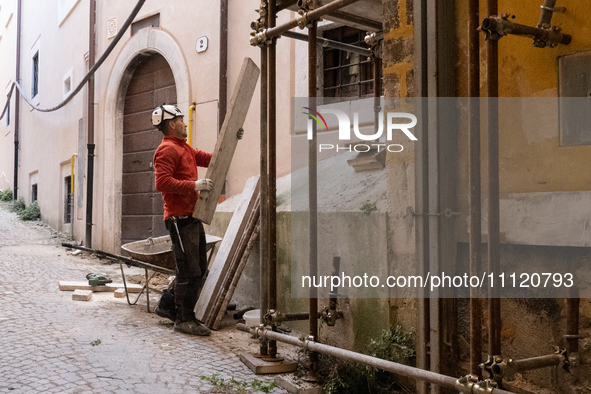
xmin=32 ymin=51 xmax=39 ymax=98
xmin=323 ymin=26 xmax=382 ymax=98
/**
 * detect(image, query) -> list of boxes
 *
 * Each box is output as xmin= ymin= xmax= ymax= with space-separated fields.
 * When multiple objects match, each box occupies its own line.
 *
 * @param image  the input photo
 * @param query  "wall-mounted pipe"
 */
xmin=85 ymin=0 xmax=96 ymax=248
xmin=236 ymin=323 xmax=516 ymax=394
xmin=13 ymin=0 xmax=22 ymax=200
xmin=188 ymin=103 xmax=195 ymax=146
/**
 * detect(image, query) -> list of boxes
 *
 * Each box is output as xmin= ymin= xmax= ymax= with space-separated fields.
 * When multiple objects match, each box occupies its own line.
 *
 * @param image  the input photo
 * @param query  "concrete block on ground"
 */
xmin=275 ymin=374 xmax=323 ymax=394
xmin=114 ymin=288 xmax=126 ymax=298
xmin=72 ymin=289 xmax=92 ymax=301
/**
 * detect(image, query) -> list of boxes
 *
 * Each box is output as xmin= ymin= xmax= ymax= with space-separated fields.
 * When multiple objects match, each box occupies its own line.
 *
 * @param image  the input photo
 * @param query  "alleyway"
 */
xmin=0 ymin=203 xmax=287 ymax=394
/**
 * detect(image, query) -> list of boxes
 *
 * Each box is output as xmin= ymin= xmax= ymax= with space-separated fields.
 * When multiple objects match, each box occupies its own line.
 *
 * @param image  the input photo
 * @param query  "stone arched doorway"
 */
xmin=120 ymin=53 xmax=177 ymax=245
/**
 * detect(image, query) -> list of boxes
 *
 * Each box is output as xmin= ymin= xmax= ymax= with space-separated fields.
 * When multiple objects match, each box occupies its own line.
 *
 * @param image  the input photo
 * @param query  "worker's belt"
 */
xmin=167 ymin=215 xmax=196 ymax=228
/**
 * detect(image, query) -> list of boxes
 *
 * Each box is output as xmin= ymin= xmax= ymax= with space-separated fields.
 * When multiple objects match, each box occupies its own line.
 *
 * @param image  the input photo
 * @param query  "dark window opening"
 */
xmin=31 ymin=184 xmax=38 ymax=202
xmin=322 ymin=26 xmax=383 ymax=98
xmin=32 ymin=51 xmax=39 ymax=98
xmin=64 ymin=176 xmax=72 ymax=224
xmin=131 ymin=14 xmax=160 ymax=36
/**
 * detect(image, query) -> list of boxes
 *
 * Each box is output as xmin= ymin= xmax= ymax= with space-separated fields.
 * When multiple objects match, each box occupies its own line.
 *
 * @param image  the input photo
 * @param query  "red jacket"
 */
xmin=154 ymin=136 xmax=212 ymax=220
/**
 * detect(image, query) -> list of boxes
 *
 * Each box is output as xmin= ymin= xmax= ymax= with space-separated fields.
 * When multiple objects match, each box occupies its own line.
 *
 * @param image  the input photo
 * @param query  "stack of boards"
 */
xmin=195 ymin=175 xmax=261 ymax=330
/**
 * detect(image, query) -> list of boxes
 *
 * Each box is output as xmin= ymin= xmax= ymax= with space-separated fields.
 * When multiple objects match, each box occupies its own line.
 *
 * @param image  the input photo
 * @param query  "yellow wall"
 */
xmin=456 ymin=0 xmax=591 ymax=194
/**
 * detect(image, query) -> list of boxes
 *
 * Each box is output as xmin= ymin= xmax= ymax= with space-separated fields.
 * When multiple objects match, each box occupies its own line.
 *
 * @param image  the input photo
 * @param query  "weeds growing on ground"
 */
xmin=90 ymin=339 xmax=102 ymax=346
xmin=21 ymin=201 xmax=41 ymax=221
xmin=10 ymin=197 xmax=25 ymax=214
xmin=0 ymin=189 xmax=12 ymax=202
xmin=200 ymin=373 xmax=276 ymax=393
xmin=360 ymin=201 xmax=378 ymax=215
xmin=318 ymin=325 xmax=416 ymax=394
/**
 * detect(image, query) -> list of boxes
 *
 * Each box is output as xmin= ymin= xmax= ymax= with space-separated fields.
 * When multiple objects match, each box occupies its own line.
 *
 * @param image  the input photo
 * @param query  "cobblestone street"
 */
xmin=0 ymin=203 xmax=288 ymax=394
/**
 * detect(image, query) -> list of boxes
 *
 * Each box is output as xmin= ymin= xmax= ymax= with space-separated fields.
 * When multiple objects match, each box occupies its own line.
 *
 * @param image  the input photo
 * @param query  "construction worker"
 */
xmin=150 ymin=104 xmax=217 ymax=336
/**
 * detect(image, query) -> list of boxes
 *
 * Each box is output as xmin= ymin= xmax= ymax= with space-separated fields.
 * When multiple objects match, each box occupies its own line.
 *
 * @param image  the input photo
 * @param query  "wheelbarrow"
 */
xmin=62 ymin=234 xmax=222 ymax=312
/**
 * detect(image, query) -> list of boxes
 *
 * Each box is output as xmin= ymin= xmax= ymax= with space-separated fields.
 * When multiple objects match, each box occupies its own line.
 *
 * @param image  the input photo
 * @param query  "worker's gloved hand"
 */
xmin=195 ymin=179 xmax=214 ymax=192
xmin=237 ymin=128 xmax=244 ymax=140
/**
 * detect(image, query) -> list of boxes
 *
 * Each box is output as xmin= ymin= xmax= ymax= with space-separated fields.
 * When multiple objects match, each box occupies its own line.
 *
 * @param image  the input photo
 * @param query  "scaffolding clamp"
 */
xmin=456 ymin=375 xmax=496 ymax=394
xmin=364 ymin=31 xmax=383 ymax=60
xmin=320 ymin=306 xmax=343 ymax=326
xmin=264 ymin=309 xmax=287 ymax=326
xmin=250 ymin=28 xmax=269 ymax=47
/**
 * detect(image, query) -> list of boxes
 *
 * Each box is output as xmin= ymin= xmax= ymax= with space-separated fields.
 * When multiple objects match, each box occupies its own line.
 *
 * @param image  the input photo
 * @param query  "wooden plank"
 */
xmin=72 ymin=289 xmax=93 ymax=301
xmin=193 ymin=57 xmax=260 ymax=224
xmin=206 ymin=198 xmax=260 ymax=328
xmin=114 ymin=288 xmax=127 ymax=298
xmin=194 ymin=175 xmax=260 ymax=322
xmin=59 ymin=281 xmax=143 ymax=293
xmin=211 ymin=220 xmax=260 ymax=330
xmin=239 ymin=352 xmax=297 ymax=375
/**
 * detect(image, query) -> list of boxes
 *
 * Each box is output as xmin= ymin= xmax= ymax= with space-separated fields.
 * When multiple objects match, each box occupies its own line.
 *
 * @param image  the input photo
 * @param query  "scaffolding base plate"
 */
xmin=274 ymin=374 xmax=323 ymax=394
xmin=239 ymin=352 xmax=297 ymax=375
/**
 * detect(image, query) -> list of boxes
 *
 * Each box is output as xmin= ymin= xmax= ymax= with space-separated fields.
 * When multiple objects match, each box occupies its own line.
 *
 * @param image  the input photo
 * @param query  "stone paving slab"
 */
xmin=0 ymin=203 xmax=289 ymax=394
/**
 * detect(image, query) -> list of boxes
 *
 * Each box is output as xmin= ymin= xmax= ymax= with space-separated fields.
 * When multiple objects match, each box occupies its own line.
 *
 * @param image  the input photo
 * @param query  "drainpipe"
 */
xmin=486 ymin=0 xmax=501 ymax=358
xmin=85 ymin=0 xmax=96 ymax=248
xmin=13 ymin=0 xmax=22 ymax=200
xmin=188 ymin=103 xmax=195 ymax=146
xmin=469 ymin=0 xmax=482 ymax=380
xmin=219 ymin=0 xmax=228 ymax=128
xmin=268 ymin=0 xmax=278 ymax=359
xmin=71 ymin=153 xmax=77 ymax=238
xmin=308 ymin=18 xmax=319 ymax=372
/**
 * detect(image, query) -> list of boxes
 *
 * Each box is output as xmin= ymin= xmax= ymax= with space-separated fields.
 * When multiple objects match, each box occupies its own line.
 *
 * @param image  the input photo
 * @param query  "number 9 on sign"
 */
xmin=196 ymin=36 xmax=208 ymax=53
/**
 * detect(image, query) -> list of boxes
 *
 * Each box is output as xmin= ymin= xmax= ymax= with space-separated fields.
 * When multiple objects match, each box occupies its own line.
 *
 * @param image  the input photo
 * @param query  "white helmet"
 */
xmin=152 ymin=105 xmax=184 ymax=127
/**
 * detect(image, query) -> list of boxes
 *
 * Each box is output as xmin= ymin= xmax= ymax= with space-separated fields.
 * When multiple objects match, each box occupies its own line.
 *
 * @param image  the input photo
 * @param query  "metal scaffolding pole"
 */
xmin=469 ymin=0 xmax=482 ymax=380
xmin=259 ymin=0 xmax=361 ymax=41
xmin=259 ymin=0 xmax=270 ymax=357
xmin=308 ymin=19 xmax=319 ymax=371
xmin=486 ymin=0 xmax=501 ymax=358
xmin=237 ymin=324 xmax=516 ymax=394
xmin=281 ymin=30 xmax=373 ymax=57
xmin=268 ymin=0 xmax=278 ymax=359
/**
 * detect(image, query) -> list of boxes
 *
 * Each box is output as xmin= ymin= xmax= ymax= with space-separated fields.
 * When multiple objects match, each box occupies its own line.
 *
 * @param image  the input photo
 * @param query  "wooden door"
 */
xmin=121 ymin=54 xmax=177 ymax=245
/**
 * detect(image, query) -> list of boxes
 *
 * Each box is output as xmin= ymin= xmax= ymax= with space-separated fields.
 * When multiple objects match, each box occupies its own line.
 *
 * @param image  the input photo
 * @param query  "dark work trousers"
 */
xmin=165 ymin=217 xmax=208 ymax=323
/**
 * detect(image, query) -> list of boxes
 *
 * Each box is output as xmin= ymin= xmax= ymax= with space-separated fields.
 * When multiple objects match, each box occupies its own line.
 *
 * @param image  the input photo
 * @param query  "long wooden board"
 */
xmin=194 ymin=175 xmax=260 ymax=322
xmin=59 ymin=281 xmax=143 ymax=293
xmin=193 ymin=57 xmax=260 ymax=225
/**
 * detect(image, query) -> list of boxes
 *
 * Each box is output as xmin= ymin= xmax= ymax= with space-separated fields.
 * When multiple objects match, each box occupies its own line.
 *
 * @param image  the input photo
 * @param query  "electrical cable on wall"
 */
xmin=0 ymin=0 xmax=146 ymax=120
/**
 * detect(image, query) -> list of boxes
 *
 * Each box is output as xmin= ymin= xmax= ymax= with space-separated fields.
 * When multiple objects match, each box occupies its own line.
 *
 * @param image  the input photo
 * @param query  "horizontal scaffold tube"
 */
xmin=236 ymin=323 xmax=515 ymax=394
xmin=281 ymin=30 xmax=373 ymax=57
xmin=265 ymin=0 xmax=361 ymax=39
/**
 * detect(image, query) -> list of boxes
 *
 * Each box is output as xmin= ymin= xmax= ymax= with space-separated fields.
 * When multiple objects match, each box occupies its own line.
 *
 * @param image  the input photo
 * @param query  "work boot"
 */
xmin=174 ymin=320 xmax=211 ymax=336
xmin=155 ymin=305 xmax=177 ymax=321
xmin=155 ymin=289 xmax=176 ymax=321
